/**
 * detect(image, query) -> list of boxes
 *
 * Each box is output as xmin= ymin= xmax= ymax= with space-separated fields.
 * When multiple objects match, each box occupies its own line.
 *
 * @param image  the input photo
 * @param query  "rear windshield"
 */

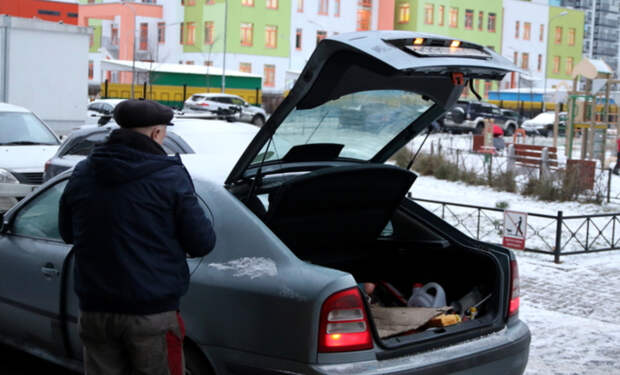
xmin=191 ymin=95 xmax=206 ymax=101
xmin=0 ymin=112 xmax=59 ymax=145
xmin=253 ymin=90 xmax=433 ymax=163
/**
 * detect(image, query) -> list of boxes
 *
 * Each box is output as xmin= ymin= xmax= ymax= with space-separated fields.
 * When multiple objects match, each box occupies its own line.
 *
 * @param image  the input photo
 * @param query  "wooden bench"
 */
xmin=507 ymin=144 xmax=558 ymax=179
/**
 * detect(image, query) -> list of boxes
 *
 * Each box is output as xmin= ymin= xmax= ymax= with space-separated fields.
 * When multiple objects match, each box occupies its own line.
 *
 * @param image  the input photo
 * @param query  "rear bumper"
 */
xmin=202 ymin=320 xmax=530 ymax=375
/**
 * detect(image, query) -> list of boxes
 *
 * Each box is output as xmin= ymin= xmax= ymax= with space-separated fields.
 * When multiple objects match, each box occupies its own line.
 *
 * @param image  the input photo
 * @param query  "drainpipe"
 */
xmin=221 ymin=0 xmax=228 ymax=93
xmin=0 ymin=16 xmax=10 ymax=103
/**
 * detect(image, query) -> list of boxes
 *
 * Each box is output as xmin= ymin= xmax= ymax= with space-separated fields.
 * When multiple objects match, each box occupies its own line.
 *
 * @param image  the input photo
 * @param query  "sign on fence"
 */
xmin=503 ymin=210 xmax=528 ymax=250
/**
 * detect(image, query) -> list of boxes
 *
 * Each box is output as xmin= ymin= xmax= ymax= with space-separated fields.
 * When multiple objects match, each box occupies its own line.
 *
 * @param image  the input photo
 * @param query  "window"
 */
xmin=265 ymin=25 xmax=277 ymax=48
xmin=566 ymin=57 xmax=574 ymax=75
xmin=297 ymin=0 xmax=303 ymax=12
xmin=554 ymin=26 xmax=562 ymax=44
xmin=537 ymin=54 xmax=542 ymax=72
xmin=357 ymin=0 xmax=372 ymax=31
xmin=553 ymin=56 xmax=561 ymax=73
xmin=89 ymin=32 xmax=94 ymax=48
xmin=295 ymin=28 xmax=302 ymax=50
xmin=264 ymin=64 xmax=275 ymax=87
xmin=88 ymin=60 xmax=93 ymax=80
xmin=438 ymin=6 xmax=445 ymax=26
xmin=424 ymin=4 xmax=434 ymax=25
xmin=241 ymin=23 xmax=253 ymax=46
xmin=186 ymin=61 xmax=194 ymax=65
xmin=206 ymin=0 xmax=215 ymax=4
xmin=465 ymin=9 xmax=473 ymax=30
xmin=12 ymin=181 xmax=68 ymax=241
xmin=139 ymin=23 xmax=148 ymax=50
xmin=185 ymin=0 xmax=195 ymax=4
xmin=187 ymin=22 xmax=195 ymax=45
xmin=398 ymin=3 xmax=410 ymax=24
xmin=242 ymin=0 xmax=254 ymax=6
xmin=38 ymin=9 xmax=61 ymax=16
xmin=478 ymin=11 xmax=483 ymax=30
xmin=179 ymin=23 xmax=184 ymax=44
xmin=316 ymin=30 xmax=327 ymax=46
xmin=521 ymin=53 xmax=529 ymax=70
xmin=523 ymin=22 xmax=531 ymax=40
xmin=67 ymin=12 xmax=78 ymax=18
xmin=266 ymin=0 xmax=278 ymax=9
xmin=513 ymin=51 xmax=518 ymax=65
xmin=568 ymin=28 xmax=575 ymax=46
xmin=484 ymin=81 xmax=491 ymax=99
xmin=334 ymin=0 xmax=340 ymax=16
xmin=515 ymin=21 xmax=519 ymax=38
xmin=204 ymin=21 xmax=214 ymax=44
xmin=539 ymin=24 xmax=544 ymax=42
xmin=488 ymin=13 xmax=496 ymax=32
xmin=239 ymin=62 xmax=252 ymax=73
xmin=449 ymin=8 xmax=458 ymax=28
xmin=158 ymin=22 xmax=165 ymax=43
xmin=204 ymin=60 xmax=213 ymax=66
xmin=319 ymin=0 xmax=328 ymax=15
xmin=111 ymin=25 xmax=119 ymax=45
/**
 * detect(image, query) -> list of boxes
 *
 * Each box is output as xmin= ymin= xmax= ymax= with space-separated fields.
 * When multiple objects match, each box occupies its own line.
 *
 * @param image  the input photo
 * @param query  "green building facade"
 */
xmin=546 ymin=6 xmax=585 ymax=82
xmin=79 ymin=0 xmax=102 ymax=53
xmin=182 ymin=0 xmax=290 ymax=58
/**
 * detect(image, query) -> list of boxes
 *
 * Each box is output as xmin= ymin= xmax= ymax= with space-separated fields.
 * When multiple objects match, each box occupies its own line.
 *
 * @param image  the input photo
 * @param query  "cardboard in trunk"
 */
xmin=370 ymin=305 xmax=451 ymax=339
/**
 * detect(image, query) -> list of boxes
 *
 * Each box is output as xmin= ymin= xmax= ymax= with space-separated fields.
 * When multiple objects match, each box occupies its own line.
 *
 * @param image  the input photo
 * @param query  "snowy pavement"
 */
xmin=411 ymin=173 xmax=620 ymax=374
xmin=517 ymin=251 xmax=620 ymax=375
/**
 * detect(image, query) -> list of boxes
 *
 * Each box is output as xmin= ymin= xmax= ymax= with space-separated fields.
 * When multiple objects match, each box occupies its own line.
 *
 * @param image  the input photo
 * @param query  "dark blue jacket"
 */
xmin=59 ymin=130 xmax=216 ymax=314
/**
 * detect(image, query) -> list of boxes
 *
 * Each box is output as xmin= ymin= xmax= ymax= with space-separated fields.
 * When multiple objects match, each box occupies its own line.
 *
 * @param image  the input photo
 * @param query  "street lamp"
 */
xmin=221 ymin=0 xmax=228 ymax=93
xmin=543 ymin=11 xmax=569 ymax=112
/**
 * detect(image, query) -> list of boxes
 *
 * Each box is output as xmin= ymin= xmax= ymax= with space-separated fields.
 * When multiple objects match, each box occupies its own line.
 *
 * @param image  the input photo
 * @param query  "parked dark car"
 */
xmin=444 ymin=100 xmax=519 ymax=135
xmin=0 ymin=31 xmax=529 ymax=375
xmin=43 ymin=125 xmax=194 ymax=182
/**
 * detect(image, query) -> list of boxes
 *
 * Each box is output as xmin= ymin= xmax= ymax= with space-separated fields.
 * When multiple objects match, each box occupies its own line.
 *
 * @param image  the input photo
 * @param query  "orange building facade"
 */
xmin=0 ymin=0 xmax=79 ymax=25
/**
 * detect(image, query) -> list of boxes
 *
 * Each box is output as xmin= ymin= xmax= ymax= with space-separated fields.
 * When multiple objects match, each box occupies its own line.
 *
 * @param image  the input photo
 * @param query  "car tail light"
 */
xmin=318 ymin=288 xmax=373 ymax=353
xmin=44 ymin=159 xmax=51 ymax=173
xmin=198 ymin=102 xmax=209 ymax=106
xmin=508 ymin=259 xmax=520 ymax=317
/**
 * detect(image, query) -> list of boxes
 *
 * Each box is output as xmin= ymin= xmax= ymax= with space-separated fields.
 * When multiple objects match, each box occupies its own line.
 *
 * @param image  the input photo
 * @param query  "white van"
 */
xmin=0 ymin=103 xmax=60 ymax=210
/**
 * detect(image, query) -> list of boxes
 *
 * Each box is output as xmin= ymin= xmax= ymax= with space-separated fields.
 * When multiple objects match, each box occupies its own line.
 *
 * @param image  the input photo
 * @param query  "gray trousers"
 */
xmin=79 ymin=310 xmax=185 ymax=375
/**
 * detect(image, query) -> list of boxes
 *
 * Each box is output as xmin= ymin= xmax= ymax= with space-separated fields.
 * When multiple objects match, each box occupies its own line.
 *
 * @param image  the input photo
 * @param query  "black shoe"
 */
xmin=613 ymin=169 xmax=619 ymax=176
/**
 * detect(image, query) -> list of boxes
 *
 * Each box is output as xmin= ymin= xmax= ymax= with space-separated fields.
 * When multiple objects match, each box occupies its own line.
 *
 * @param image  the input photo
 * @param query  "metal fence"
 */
xmin=410 ymin=195 xmax=620 ymax=263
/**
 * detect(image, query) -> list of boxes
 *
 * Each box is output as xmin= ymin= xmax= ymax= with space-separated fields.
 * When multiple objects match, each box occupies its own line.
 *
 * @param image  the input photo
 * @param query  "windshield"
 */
xmin=0 ymin=112 xmax=59 ymax=145
xmin=253 ymin=90 xmax=433 ymax=164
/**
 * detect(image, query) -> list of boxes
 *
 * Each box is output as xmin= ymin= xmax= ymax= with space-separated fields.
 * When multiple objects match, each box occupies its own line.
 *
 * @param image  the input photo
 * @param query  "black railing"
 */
xmin=409 ymin=195 xmax=620 ymax=263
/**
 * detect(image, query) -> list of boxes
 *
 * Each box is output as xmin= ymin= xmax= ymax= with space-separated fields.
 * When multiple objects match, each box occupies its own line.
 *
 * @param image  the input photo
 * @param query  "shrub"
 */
xmin=492 ymin=171 xmax=517 ymax=193
xmin=495 ymin=201 xmax=509 ymax=209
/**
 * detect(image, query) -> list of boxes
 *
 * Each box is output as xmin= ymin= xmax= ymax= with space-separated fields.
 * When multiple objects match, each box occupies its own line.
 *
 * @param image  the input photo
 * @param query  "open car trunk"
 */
xmin=237 ymin=163 xmax=505 ymax=353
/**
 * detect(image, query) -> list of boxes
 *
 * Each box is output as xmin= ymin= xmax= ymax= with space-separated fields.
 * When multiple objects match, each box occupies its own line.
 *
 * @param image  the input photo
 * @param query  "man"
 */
xmin=59 ymin=99 xmax=216 ymax=375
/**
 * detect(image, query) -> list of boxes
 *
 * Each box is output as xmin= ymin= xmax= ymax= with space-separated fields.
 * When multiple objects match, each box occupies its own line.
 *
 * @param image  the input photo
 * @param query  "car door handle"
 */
xmin=41 ymin=263 xmax=60 ymax=278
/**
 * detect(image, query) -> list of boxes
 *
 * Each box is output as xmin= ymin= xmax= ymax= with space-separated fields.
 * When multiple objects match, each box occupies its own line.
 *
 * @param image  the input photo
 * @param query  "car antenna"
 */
xmin=246 ymin=136 xmax=273 ymax=201
xmin=406 ymin=125 xmax=433 ymax=171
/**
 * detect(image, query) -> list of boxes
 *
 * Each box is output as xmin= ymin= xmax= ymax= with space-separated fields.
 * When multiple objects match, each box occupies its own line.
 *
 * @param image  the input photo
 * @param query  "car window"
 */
xmin=87 ymin=103 xmax=99 ymax=111
xmin=218 ymin=97 xmax=233 ymax=104
xmin=12 ymin=180 xmax=68 ymax=241
xmin=64 ymin=133 xmax=108 ymax=156
xmin=191 ymin=95 xmax=205 ymax=101
xmin=101 ymin=104 xmax=113 ymax=114
xmin=231 ymin=98 xmax=244 ymax=106
xmin=0 ymin=112 xmax=59 ymax=145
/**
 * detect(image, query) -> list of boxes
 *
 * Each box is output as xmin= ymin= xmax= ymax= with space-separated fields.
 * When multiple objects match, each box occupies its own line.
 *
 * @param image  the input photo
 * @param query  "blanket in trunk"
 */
xmin=370 ymin=305 xmax=450 ymax=338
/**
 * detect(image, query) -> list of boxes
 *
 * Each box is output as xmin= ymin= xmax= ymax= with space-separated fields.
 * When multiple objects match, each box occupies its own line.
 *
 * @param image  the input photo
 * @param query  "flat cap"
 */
xmin=113 ymin=99 xmax=174 ymax=128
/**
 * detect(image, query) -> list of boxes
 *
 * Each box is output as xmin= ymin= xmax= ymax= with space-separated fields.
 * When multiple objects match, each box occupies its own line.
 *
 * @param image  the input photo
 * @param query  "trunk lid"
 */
xmin=225 ymin=31 xmax=518 ymax=186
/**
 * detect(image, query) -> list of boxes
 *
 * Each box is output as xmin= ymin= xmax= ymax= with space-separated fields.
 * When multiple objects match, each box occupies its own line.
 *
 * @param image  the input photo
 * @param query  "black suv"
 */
xmin=443 ymin=100 xmax=519 ymax=135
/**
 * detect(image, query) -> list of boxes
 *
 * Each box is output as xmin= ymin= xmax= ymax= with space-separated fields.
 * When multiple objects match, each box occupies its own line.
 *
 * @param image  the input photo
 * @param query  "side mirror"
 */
xmin=244 ymin=102 xmax=250 ymax=107
xmin=59 ymin=135 xmax=68 ymax=142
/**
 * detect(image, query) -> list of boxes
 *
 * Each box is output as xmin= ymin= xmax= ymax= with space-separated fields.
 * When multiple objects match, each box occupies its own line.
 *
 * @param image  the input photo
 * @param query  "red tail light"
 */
xmin=198 ymin=102 xmax=209 ymax=106
xmin=508 ymin=260 xmax=520 ymax=317
xmin=318 ymin=288 xmax=373 ymax=353
xmin=44 ymin=159 xmax=51 ymax=173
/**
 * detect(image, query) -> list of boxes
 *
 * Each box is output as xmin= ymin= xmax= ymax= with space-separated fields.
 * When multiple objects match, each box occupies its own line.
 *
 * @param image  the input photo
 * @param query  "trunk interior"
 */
xmin=234 ymin=163 xmax=504 ymax=350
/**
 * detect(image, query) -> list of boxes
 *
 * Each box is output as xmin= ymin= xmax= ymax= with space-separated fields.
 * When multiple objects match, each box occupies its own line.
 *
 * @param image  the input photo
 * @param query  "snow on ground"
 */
xmin=410 ymin=172 xmax=620 ymax=374
xmin=517 ymin=251 xmax=620 ymax=375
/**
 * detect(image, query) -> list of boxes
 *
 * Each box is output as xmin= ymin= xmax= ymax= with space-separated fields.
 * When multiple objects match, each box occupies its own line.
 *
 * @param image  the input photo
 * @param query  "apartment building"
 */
xmin=501 ymin=0 xmax=550 ymax=90
xmin=545 ymin=6 xmax=585 ymax=89
xmin=0 ymin=0 xmax=79 ymax=25
xmin=560 ymin=0 xmax=619 ymax=75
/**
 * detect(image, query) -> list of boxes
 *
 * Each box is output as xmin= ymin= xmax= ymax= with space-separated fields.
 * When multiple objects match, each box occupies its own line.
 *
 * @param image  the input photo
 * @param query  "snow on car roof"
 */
xmin=0 ymin=103 xmax=31 ymax=113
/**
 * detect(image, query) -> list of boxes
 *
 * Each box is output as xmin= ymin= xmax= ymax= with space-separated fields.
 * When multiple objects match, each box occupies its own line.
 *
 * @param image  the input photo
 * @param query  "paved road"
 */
xmin=0 ymin=344 xmax=76 ymax=374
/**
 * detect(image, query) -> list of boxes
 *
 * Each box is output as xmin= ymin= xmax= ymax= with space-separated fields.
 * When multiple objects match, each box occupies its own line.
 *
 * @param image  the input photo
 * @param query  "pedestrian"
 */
xmin=614 ymin=136 xmax=620 ymax=176
xmin=58 ymin=99 xmax=216 ymax=375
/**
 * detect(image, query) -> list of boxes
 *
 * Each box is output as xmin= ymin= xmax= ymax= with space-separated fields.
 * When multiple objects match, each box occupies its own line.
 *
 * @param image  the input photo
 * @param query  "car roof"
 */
xmin=89 ymin=99 xmax=125 ymax=106
xmin=0 ymin=102 xmax=31 ymax=113
xmin=190 ymin=93 xmax=242 ymax=99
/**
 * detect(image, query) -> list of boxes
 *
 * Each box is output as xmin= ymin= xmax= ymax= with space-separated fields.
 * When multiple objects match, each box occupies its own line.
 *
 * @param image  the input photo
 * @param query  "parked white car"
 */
xmin=521 ymin=111 xmax=567 ymax=136
xmin=183 ymin=93 xmax=267 ymax=126
xmin=0 ymin=103 xmax=61 ymax=210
